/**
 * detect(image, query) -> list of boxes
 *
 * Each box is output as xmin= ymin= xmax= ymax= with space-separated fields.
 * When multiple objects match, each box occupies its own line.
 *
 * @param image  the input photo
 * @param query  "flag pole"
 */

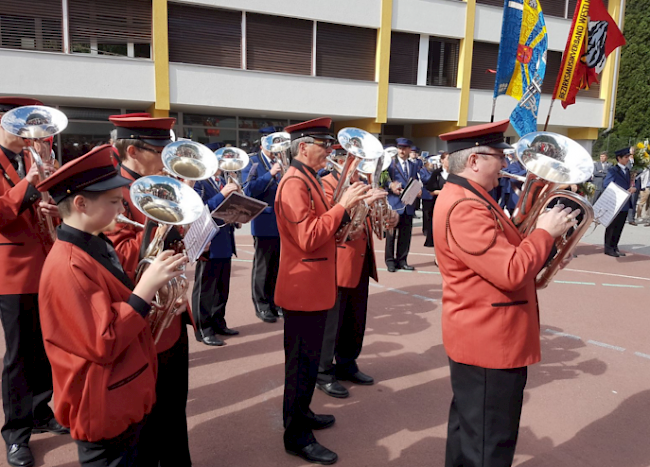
xmin=543 ymin=99 xmax=555 ymax=131
xmin=490 ymin=97 xmax=497 ymax=123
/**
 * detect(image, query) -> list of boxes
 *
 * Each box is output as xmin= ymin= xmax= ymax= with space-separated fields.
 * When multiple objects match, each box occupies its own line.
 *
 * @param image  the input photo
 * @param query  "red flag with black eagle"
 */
xmin=554 ymin=0 xmax=625 ymax=108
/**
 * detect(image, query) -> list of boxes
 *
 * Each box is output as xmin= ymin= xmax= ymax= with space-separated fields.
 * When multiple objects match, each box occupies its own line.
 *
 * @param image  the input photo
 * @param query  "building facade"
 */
xmin=0 ymin=0 xmax=624 ymax=163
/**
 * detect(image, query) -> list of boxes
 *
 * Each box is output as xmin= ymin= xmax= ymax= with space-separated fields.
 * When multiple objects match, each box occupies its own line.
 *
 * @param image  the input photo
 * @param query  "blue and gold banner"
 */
xmin=493 ymin=0 xmax=548 ymax=136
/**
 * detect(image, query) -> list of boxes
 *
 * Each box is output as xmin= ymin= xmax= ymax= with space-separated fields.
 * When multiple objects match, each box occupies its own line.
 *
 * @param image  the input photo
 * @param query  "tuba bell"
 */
xmin=261 ymin=132 xmax=291 ymax=176
xmin=161 ymin=140 xmax=220 ymax=183
xmin=130 ymin=175 xmax=205 ymax=343
xmin=508 ymin=131 xmax=594 ymax=289
xmin=214 ymin=146 xmax=250 ymax=189
xmin=0 ymin=105 xmax=68 ymax=242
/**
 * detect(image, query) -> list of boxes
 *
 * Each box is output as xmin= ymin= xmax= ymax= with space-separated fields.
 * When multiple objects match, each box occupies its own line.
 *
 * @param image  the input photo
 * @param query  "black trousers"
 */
xmin=251 ymin=236 xmax=280 ymax=313
xmin=137 ymin=328 xmax=191 ymax=467
xmin=192 ymin=257 xmax=231 ymax=339
xmin=0 ymin=294 xmax=54 ymax=446
xmin=445 ymin=358 xmax=527 ymax=467
xmin=604 ymin=211 xmax=628 ymax=253
xmin=283 ymin=309 xmax=328 ymax=449
xmin=76 ymin=417 xmax=146 ymax=467
xmin=385 ymin=213 xmax=413 ymax=267
xmin=422 ymin=199 xmax=435 ymax=247
xmin=318 ymin=258 xmax=370 ymax=384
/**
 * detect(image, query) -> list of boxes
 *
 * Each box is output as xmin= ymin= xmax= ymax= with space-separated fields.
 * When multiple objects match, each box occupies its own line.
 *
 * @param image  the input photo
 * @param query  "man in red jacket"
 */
xmin=434 ymin=120 xmax=579 ymax=467
xmin=0 ymin=97 xmax=68 ymax=467
xmin=275 ymin=118 xmax=370 ymax=465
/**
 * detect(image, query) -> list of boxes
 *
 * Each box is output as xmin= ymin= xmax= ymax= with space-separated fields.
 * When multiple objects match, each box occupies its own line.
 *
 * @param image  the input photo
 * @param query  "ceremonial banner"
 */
xmin=493 ymin=0 xmax=548 ymax=136
xmin=553 ymin=0 xmax=625 ymax=108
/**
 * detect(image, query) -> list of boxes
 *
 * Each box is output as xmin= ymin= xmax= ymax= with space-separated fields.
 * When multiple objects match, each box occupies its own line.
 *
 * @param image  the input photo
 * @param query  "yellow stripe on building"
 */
xmin=456 ymin=0 xmax=476 ymax=127
xmin=600 ymin=0 xmax=625 ymax=128
xmin=375 ymin=0 xmax=393 ymax=125
xmin=149 ymin=0 xmax=170 ymax=118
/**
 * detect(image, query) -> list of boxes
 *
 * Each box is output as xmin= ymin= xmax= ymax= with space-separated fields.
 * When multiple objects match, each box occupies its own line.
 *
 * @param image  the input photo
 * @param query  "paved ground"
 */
xmin=1 ymin=217 xmax=648 ymax=467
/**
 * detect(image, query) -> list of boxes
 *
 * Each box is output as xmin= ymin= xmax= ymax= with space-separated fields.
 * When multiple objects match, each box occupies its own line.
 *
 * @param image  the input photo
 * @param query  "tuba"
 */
xmin=261 ymin=132 xmax=291 ymax=176
xmin=214 ymin=147 xmax=250 ymax=189
xmin=130 ymin=175 xmax=205 ymax=344
xmin=0 ymin=105 xmax=68 ymax=242
xmin=506 ymin=132 xmax=594 ymax=289
xmin=161 ymin=140 xmax=220 ymax=183
xmin=358 ymin=151 xmax=395 ymax=239
xmin=331 ymin=128 xmax=384 ymax=244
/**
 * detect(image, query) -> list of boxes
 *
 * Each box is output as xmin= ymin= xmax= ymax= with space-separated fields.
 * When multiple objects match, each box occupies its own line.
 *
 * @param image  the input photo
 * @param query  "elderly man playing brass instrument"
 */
xmin=433 ymin=120 xmax=580 ymax=467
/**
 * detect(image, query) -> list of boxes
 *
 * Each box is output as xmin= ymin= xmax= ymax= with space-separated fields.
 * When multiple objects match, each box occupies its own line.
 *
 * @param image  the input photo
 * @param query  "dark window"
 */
xmin=389 ymin=31 xmax=419 ymax=85
xmin=427 ymin=37 xmax=460 ymax=87
xmin=476 ymin=0 xmax=504 ymax=7
xmin=0 ymin=1 xmax=63 ymax=52
xmin=168 ymin=4 xmax=241 ymax=68
xmin=316 ymin=22 xmax=376 ymax=81
xmin=69 ymin=0 xmax=151 ymax=57
xmin=470 ymin=41 xmax=499 ymax=90
xmin=544 ymin=50 xmax=600 ymax=97
xmin=246 ymin=13 xmax=312 ymax=75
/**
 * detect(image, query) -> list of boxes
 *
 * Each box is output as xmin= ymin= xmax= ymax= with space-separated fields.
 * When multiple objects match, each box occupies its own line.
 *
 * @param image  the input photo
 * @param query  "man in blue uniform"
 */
xmin=242 ymin=126 xmax=283 ymax=323
xmin=385 ymin=137 xmax=419 ymax=272
xmin=603 ymin=148 xmax=637 ymax=257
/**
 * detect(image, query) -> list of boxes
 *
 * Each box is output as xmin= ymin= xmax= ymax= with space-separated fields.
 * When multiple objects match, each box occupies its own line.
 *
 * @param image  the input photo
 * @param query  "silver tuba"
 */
xmin=161 ymin=140 xmax=219 ymax=182
xmin=0 ymin=105 xmax=68 ymax=242
xmin=507 ymin=132 xmax=594 ymax=289
xmin=358 ymin=151 xmax=395 ymax=239
xmin=214 ymin=146 xmax=250 ymax=189
xmin=332 ymin=128 xmax=384 ymax=244
xmin=261 ymin=132 xmax=291 ymax=176
xmin=130 ymin=175 xmax=205 ymax=344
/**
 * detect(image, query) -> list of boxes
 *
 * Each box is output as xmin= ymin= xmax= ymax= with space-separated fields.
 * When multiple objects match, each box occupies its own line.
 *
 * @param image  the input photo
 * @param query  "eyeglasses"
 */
xmin=136 ymin=145 xmax=163 ymax=156
xmin=476 ymin=153 xmax=507 ymax=162
xmin=307 ymin=139 xmax=334 ymax=149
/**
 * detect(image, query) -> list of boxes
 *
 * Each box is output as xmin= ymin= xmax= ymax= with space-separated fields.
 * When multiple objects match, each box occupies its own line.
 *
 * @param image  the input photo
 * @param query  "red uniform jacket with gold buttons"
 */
xmin=322 ymin=174 xmax=378 ymax=288
xmin=39 ymin=239 xmax=157 ymax=442
xmin=0 ymin=148 xmax=52 ymax=294
xmin=433 ymin=175 xmax=555 ymax=369
xmin=274 ymin=163 xmax=347 ymax=311
xmin=104 ymin=165 xmax=183 ymax=353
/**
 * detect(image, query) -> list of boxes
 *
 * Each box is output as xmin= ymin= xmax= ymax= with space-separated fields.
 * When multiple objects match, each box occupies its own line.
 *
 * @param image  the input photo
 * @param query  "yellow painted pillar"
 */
xmin=600 ymin=0 xmax=625 ymax=128
xmin=456 ymin=0 xmax=476 ymax=127
xmin=412 ymin=121 xmax=460 ymax=138
xmin=148 ymin=0 xmax=170 ymax=118
xmin=568 ymin=127 xmax=599 ymax=140
xmin=334 ymin=118 xmax=383 ymax=134
xmin=375 ymin=0 xmax=393 ymax=124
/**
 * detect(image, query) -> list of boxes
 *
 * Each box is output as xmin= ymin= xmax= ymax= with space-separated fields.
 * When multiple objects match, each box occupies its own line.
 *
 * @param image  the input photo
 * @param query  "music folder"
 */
xmin=184 ymin=205 xmax=219 ymax=262
xmin=399 ymin=179 xmax=423 ymax=206
xmin=211 ymin=192 xmax=268 ymax=225
xmin=592 ymin=182 xmax=631 ymax=228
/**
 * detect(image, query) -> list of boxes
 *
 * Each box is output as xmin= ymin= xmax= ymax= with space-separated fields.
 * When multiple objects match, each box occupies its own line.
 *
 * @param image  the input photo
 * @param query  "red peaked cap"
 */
xmin=285 ymin=117 xmax=335 ymax=141
xmin=37 ymin=144 xmax=131 ymax=204
xmin=0 ymin=97 xmax=44 ymax=113
xmin=440 ymin=119 xmax=512 ymax=154
xmin=109 ymin=113 xmax=176 ymax=146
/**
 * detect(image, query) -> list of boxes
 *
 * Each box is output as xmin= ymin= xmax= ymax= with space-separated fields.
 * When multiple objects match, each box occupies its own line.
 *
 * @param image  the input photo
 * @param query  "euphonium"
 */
xmin=130 ymin=175 xmax=205 ymax=343
xmin=507 ymin=132 xmax=595 ymax=289
xmin=0 ymin=105 xmax=68 ymax=242
xmin=358 ymin=151 xmax=394 ymax=239
xmin=161 ymin=140 xmax=220 ymax=183
xmin=261 ymin=132 xmax=291 ymax=176
xmin=214 ymin=147 xmax=250 ymax=189
xmin=331 ymin=128 xmax=384 ymax=244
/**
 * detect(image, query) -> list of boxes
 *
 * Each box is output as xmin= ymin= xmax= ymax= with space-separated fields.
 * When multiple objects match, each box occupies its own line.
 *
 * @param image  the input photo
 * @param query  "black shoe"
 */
xmin=316 ymin=380 xmax=349 ymax=398
xmin=214 ymin=327 xmax=239 ymax=336
xmin=310 ymin=414 xmax=335 ymax=430
xmin=272 ymin=307 xmax=284 ymax=318
xmin=337 ymin=370 xmax=374 ymax=386
xmin=285 ymin=442 xmax=338 ymax=465
xmin=387 ymin=264 xmax=396 ymax=273
xmin=398 ymin=263 xmax=415 ymax=271
xmin=604 ymin=250 xmax=620 ymax=257
xmin=256 ymin=308 xmax=277 ymax=323
xmin=33 ymin=417 xmax=70 ymax=435
xmin=7 ymin=444 xmax=34 ymax=467
xmin=616 ymin=250 xmax=627 ymax=257
xmin=201 ymin=335 xmax=225 ymax=346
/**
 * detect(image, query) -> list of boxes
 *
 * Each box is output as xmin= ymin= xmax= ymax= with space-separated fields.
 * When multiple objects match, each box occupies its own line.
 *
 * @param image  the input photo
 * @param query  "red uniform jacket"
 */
xmin=39 ymin=239 xmax=157 ymax=442
xmin=432 ymin=175 xmax=555 ymax=369
xmin=104 ymin=165 xmax=182 ymax=353
xmin=274 ymin=163 xmax=347 ymax=311
xmin=322 ymin=174 xmax=378 ymax=288
xmin=0 ymin=148 xmax=51 ymax=294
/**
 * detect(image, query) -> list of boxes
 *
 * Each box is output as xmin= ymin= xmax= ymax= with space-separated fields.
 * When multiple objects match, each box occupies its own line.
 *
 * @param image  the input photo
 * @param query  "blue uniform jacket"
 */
xmin=501 ymin=159 xmax=527 ymax=211
xmin=604 ymin=165 xmax=634 ymax=211
xmin=418 ymin=167 xmax=434 ymax=201
xmin=386 ymin=158 xmax=419 ymax=216
xmin=194 ymin=177 xmax=236 ymax=259
xmin=242 ymin=153 xmax=279 ymax=237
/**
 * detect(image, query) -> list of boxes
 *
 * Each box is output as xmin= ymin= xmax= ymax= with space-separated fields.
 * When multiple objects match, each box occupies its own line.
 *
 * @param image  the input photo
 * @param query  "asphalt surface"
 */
xmin=0 ymin=217 xmax=648 ymax=467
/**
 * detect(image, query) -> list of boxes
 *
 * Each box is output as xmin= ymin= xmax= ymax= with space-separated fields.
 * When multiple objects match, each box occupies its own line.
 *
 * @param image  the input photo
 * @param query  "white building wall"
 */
xmin=173 ymin=0 xmax=381 ymax=28
xmin=387 ymin=84 xmax=461 ymax=121
xmin=170 ymin=64 xmax=377 ymax=119
xmin=393 ymin=0 xmax=466 ymax=38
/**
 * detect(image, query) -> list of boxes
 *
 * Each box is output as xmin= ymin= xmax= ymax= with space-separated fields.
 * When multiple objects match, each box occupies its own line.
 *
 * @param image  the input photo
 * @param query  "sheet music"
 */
xmin=184 ymin=205 xmax=220 ymax=262
xmin=400 ymin=179 xmax=423 ymax=206
xmin=592 ymin=182 xmax=631 ymax=227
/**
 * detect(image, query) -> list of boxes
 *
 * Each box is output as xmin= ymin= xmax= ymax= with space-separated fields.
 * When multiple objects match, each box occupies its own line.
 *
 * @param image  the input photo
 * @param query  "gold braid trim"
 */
xmin=445 ymin=197 xmax=499 ymax=256
xmin=276 ymin=175 xmax=314 ymax=225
